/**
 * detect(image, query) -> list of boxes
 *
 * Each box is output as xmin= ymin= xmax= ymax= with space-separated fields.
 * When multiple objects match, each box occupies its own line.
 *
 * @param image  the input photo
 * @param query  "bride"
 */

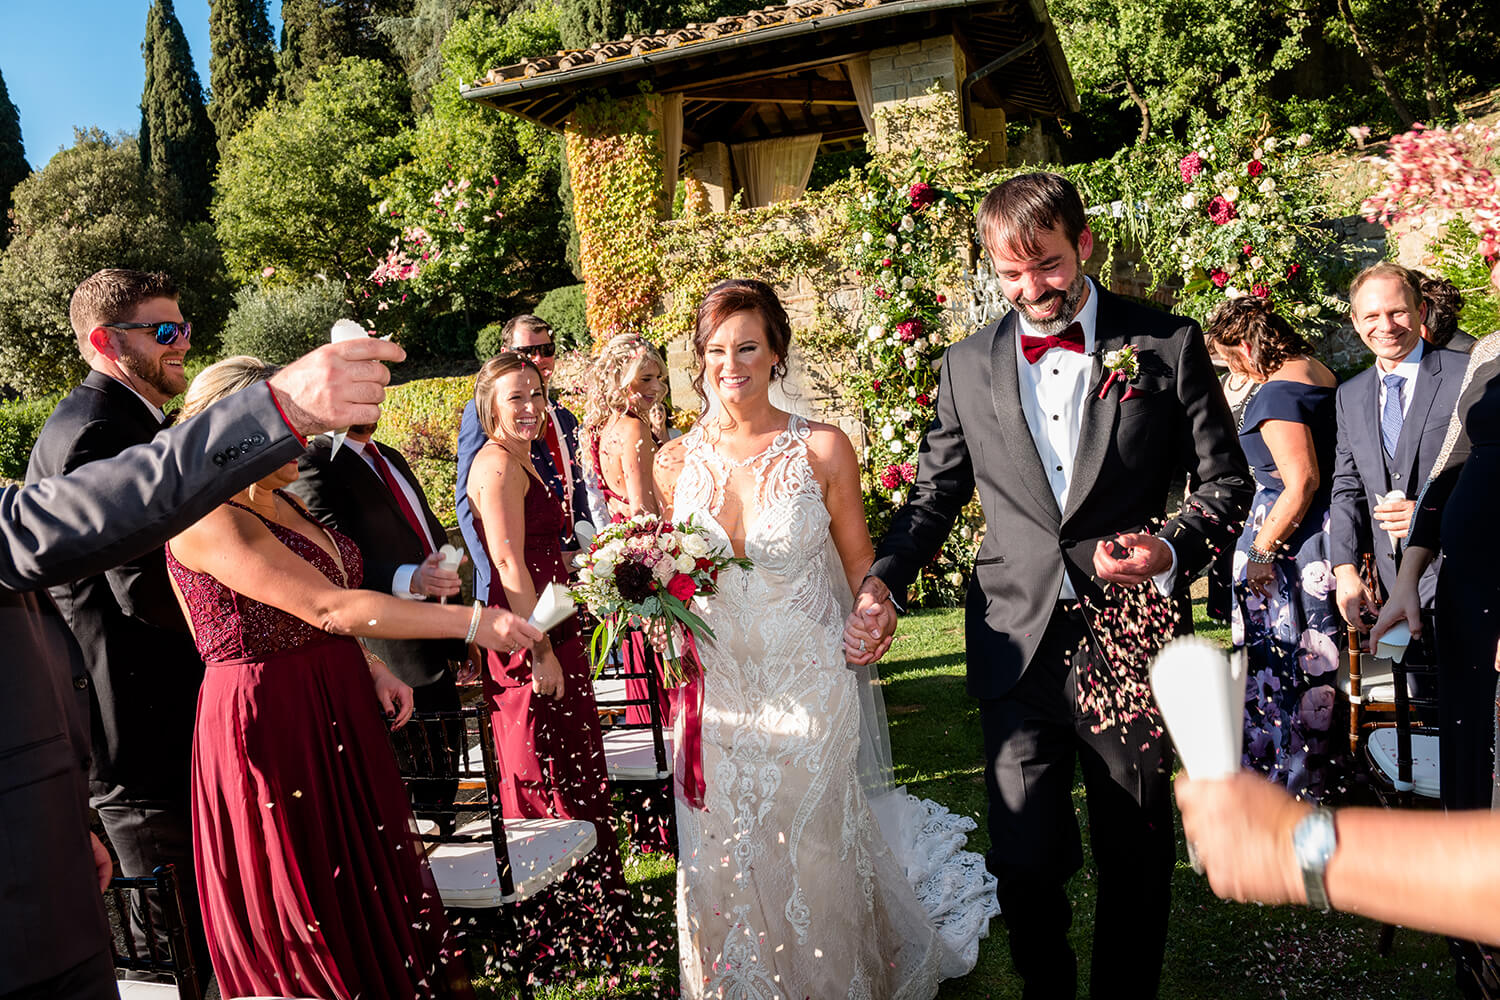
xmin=654 ymin=279 xmax=999 ymax=999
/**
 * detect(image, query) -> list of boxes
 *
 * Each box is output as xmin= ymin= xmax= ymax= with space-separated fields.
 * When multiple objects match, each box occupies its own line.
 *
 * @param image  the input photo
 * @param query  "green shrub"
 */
xmin=473 ymin=321 xmax=507 ymax=360
xmin=220 ymin=280 xmax=349 ymax=365
xmin=0 ymin=393 xmax=62 ymax=480
xmin=534 ymin=283 xmax=589 ymax=352
xmin=377 ymin=375 xmax=475 ymax=528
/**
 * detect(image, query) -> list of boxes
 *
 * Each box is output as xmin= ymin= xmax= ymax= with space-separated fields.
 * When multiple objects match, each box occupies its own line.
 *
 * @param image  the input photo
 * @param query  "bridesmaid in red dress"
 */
xmin=165 ymin=357 xmax=541 ymax=1000
xmin=467 ymin=353 xmax=632 ymax=970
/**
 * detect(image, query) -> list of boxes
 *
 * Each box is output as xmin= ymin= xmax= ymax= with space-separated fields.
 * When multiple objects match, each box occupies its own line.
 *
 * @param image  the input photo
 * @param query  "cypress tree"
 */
xmin=0 ymin=68 xmax=28 ymax=245
xmin=277 ymin=0 xmax=408 ymax=101
xmin=208 ymin=0 xmax=277 ymax=156
xmin=140 ymin=0 xmax=217 ymax=220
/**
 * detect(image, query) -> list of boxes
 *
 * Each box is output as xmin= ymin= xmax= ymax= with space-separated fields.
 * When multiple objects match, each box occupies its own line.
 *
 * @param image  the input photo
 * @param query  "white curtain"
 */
xmin=661 ymin=92 xmax=684 ymax=213
xmin=845 ymin=55 xmax=876 ymax=136
xmin=730 ymin=133 xmax=822 ymax=208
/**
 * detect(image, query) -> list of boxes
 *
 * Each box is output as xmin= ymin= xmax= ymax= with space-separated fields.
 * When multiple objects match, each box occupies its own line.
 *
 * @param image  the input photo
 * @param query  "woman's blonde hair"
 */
xmin=581 ymin=333 xmax=666 ymax=441
xmin=473 ymin=352 xmax=542 ymax=440
xmin=178 ymin=355 xmax=280 ymax=422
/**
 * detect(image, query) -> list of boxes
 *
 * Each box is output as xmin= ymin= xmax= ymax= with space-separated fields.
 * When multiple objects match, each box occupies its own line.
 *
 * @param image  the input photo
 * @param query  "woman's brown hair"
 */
xmin=473 ymin=352 xmax=542 ymax=440
xmin=1203 ymin=296 xmax=1312 ymax=380
xmin=690 ymin=279 xmax=792 ymax=408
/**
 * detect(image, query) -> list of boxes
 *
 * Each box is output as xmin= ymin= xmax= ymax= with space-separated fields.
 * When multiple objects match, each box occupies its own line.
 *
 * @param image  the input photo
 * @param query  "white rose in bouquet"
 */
xmin=675 ymin=553 xmax=696 ymax=573
xmin=680 ymin=533 xmax=710 ymax=558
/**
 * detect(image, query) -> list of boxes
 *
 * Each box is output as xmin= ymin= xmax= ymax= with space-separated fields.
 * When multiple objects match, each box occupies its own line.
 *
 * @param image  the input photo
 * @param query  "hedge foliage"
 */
xmin=534 ymin=283 xmax=589 ymax=352
xmin=376 ymin=374 xmax=475 ymax=527
xmin=0 ymin=394 xmax=61 ymax=481
xmin=220 ymin=280 xmax=350 ymax=365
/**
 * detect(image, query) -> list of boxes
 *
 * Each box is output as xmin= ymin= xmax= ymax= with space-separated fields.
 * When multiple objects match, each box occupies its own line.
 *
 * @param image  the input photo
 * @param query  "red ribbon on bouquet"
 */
xmin=672 ymin=631 xmax=707 ymax=809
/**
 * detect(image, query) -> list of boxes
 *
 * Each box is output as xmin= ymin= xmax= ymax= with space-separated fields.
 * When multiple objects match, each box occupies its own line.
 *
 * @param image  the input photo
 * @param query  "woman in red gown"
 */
xmin=165 ymin=357 xmax=540 ymax=1000
xmin=466 ymin=352 xmax=632 ymax=972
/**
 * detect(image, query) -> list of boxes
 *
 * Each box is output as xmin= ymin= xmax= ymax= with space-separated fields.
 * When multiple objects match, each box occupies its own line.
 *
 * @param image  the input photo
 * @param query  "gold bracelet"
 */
xmin=465 ymin=600 xmax=484 ymax=644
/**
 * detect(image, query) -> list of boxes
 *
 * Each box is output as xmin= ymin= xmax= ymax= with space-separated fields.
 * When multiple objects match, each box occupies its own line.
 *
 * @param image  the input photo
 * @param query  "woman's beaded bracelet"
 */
xmin=465 ymin=600 xmax=484 ymax=644
xmin=1247 ymin=544 xmax=1278 ymax=565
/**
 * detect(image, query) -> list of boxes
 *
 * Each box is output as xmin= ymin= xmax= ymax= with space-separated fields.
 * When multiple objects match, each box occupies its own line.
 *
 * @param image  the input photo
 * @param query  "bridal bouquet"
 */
xmin=573 ymin=513 xmax=750 ymax=685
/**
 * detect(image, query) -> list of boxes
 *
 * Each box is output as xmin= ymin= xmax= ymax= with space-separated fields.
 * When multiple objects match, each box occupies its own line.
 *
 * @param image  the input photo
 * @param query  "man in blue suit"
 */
xmin=1331 ymin=262 xmax=1464 ymax=629
xmin=457 ymin=315 xmax=590 ymax=602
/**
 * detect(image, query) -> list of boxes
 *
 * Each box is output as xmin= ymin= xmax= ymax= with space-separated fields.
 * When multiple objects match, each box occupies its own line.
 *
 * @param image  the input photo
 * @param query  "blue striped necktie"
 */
xmin=1381 ymin=373 xmax=1406 ymax=457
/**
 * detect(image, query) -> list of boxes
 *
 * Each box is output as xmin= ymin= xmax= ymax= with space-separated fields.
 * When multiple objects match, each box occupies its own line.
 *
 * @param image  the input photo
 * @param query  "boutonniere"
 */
xmin=1098 ymin=345 xmax=1142 ymax=401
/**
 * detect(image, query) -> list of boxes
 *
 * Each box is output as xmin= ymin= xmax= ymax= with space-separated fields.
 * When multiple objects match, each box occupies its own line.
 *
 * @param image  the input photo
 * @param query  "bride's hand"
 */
xmin=844 ymin=582 xmax=896 ymax=665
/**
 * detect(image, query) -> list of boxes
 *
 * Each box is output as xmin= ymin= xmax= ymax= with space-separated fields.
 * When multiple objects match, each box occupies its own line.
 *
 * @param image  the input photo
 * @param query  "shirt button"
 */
xmin=73 ymin=676 xmax=88 ymax=690
xmin=1052 ymin=369 xmax=1059 ymax=375
xmin=1052 ymin=414 xmax=1059 ymax=421
xmin=1393 ymin=473 xmax=1402 ymax=480
xmin=1056 ymin=465 xmax=1064 ymax=472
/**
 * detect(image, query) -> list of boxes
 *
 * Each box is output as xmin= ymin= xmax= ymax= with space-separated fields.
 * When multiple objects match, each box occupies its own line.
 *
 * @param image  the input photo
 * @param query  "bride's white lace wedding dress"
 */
xmin=672 ymin=413 xmax=1000 ymax=1000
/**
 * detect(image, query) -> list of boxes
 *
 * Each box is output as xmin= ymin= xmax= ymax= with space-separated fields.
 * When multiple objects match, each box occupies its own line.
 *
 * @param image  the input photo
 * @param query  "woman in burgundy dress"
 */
xmin=165 ymin=357 xmax=540 ymax=1000
xmin=467 ymin=352 xmax=632 ymax=970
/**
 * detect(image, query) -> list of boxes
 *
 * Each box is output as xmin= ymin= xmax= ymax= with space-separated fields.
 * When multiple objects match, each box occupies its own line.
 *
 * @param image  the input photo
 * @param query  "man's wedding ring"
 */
xmin=858 ymin=639 xmax=867 ymax=653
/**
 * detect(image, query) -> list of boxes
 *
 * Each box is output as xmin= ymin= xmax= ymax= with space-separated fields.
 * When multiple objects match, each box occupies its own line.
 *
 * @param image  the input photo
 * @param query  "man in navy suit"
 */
xmin=457 ymin=315 xmax=590 ymax=602
xmin=1331 ymin=263 xmax=1464 ymax=632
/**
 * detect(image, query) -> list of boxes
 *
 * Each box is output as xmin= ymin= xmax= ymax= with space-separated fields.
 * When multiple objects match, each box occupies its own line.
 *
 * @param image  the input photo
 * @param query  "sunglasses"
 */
xmin=513 ymin=343 xmax=556 ymax=358
xmin=104 ymin=321 xmax=193 ymax=346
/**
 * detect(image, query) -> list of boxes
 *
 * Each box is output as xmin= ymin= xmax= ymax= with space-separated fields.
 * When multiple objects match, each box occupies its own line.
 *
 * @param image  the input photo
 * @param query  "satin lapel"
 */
xmin=990 ymin=313 xmax=1062 ymax=525
xmin=1391 ymin=350 xmax=1442 ymax=484
xmin=1062 ymin=313 xmax=1127 ymax=525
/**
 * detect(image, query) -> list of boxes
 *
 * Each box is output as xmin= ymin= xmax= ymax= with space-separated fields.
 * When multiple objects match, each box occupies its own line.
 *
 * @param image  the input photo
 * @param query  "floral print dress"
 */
xmin=1232 ymin=379 xmax=1343 ymax=800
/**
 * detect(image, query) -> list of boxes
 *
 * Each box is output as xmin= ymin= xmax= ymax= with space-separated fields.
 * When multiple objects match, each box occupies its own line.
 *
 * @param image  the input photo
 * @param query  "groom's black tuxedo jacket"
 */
xmin=871 ymin=289 xmax=1252 ymax=699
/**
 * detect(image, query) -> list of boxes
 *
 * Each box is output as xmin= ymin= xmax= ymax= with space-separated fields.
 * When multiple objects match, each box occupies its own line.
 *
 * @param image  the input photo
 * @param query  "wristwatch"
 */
xmin=1292 ymin=807 xmax=1338 ymax=913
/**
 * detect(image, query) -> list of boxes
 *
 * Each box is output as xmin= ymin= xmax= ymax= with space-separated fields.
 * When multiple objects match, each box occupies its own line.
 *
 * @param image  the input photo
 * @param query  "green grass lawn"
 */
xmin=475 ymin=603 xmax=1456 ymax=998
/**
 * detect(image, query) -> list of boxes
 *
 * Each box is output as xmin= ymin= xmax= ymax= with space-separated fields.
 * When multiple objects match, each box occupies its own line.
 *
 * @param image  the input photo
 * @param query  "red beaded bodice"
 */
xmin=165 ymin=493 xmax=364 ymax=663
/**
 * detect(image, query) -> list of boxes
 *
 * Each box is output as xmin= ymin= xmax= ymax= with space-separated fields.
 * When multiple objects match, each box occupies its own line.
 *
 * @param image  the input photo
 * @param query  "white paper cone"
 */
xmin=1375 ymin=620 xmax=1412 ymax=664
xmin=527 ymin=581 xmax=577 ymax=632
xmin=1149 ymin=636 xmax=1243 ymax=779
xmin=574 ymin=520 xmax=597 ymax=549
xmin=327 ymin=319 xmax=368 ymax=456
xmin=1378 ymin=490 xmax=1406 ymax=554
xmin=438 ymin=543 xmax=465 ymax=572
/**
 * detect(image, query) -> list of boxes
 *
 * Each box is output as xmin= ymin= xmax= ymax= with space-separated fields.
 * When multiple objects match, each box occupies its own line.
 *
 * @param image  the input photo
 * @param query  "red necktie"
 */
xmin=542 ymin=412 xmax=571 ymax=519
xmin=365 ymin=442 xmax=435 ymax=557
xmin=1020 ymin=322 xmax=1086 ymax=364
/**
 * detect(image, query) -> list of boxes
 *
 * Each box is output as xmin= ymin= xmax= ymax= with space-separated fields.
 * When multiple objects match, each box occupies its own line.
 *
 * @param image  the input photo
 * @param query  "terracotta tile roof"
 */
xmin=470 ymin=0 xmax=889 ymax=88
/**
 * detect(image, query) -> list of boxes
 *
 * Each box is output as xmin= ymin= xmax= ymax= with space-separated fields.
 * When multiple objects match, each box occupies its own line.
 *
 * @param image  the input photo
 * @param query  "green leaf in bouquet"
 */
xmin=660 ymin=591 xmax=717 ymax=643
xmin=589 ymin=617 xmax=619 ymax=679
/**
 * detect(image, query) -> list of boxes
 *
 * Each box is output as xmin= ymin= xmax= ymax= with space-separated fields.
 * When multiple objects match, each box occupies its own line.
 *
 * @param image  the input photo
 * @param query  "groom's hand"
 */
xmin=844 ymin=578 xmax=897 ymax=664
xmin=1093 ymin=532 xmax=1173 ymax=586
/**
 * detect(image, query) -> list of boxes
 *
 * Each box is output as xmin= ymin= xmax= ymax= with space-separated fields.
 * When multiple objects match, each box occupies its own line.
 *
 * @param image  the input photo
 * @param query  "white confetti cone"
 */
xmin=528 ymin=581 xmax=576 ymax=633
xmin=1150 ymin=636 xmax=1244 ymax=780
xmin=327 ymin=319 xmax=368 ymax=456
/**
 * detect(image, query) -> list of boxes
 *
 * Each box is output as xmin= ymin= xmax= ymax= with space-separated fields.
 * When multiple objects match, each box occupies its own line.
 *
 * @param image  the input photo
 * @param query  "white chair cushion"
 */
xmin=1341 ymin=664 xmax=1395 ymax=705
xmin=1366 ymin=728 xmax=1442 ymax=799
xmin=602 ymin=727 xmax=672 ymax=781
xmin=426 ymin=816 xmax=595 ymax=908
xmin=116 ymin=984 xmax=180 ymax=998
xmin=593 ymin=677 xmax=628 ymax=705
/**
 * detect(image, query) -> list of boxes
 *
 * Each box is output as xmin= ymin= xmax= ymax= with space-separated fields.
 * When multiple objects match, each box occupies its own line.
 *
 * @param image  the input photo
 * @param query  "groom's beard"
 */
xmin=1008 ymin=263 xmax=1088 ymax=335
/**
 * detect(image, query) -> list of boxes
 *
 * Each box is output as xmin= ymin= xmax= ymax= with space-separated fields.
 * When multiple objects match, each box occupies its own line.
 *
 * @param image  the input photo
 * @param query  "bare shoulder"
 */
xmin=802 ymin=419 xmax=859 ymax=481
xmin=655 ymin=435 xmax=689 ymax=474
xmin=171 ymin=502 xmax=266 ymax=566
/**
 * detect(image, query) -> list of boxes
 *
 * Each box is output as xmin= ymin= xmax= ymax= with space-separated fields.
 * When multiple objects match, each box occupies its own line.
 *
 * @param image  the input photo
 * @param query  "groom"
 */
xmin=851 ymin=173 xmax=1251 ymax=997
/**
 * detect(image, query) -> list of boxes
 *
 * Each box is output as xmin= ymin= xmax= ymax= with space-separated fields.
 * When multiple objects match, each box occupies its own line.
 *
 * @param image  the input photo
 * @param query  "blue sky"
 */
xmin=0 ymin=2 xmax=283 ymax=170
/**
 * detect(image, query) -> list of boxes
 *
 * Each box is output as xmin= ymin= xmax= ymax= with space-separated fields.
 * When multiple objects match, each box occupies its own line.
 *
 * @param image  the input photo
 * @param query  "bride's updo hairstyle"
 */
xmin=582 ymin=332 xmax=667 ymax=443
xmin=473 ymin=351 xmax=543 ymax=441
xmin=1203 ymin=296 xmax=1311 ymax=381
xmin=178 ymin=355 xmax=280 ymax=422
xmin=690 ymin=279 xmax=792 ymax=408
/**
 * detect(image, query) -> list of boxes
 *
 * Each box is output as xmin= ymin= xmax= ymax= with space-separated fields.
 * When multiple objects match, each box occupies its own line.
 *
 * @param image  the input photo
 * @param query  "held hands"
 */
xmin=266 ymin=338 xmax=406 ymax=437
xmin=843 ymin=578 xmax=897 ymax=665
xmin=410 ymin=550 xmax=464 ymax=598
xmin=1093 ymin=532 xmax=1172 ymax=586
xmin=1174 ymin=771 xmax=1310 ymax=907
xmin=1372 ymin=498 xmax=1415 ymax=541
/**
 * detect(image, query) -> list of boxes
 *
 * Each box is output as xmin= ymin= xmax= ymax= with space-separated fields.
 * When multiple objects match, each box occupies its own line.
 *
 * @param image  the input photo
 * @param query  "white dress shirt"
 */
xmin=118 ymin=381 xmax=167 ymax=425
xmin=1376 ymin=337 xmax=1423 ymax=421
xmin=1013 ymin=277 xmax=1176 ymax=600
xmin=346 ymin=436 xmax=441 ymax=600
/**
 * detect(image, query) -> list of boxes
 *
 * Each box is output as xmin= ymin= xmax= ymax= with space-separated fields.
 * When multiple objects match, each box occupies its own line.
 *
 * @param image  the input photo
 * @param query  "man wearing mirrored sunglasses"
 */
xmin=24 ymin=268 xmax=210 ymax=980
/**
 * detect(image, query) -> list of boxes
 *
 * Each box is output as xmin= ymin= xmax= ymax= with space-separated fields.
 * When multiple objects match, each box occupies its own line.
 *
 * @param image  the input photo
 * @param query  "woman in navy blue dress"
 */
xmin=1205 ymin=298 xmax=1343 ymax=800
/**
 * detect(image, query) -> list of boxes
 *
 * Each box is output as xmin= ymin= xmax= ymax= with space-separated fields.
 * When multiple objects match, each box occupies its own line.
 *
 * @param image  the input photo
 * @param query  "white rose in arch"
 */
xmin=885 ymin=233 xmax=899 ymax=248
xmin=1246 ymin=203 xmax=1264 ymax=218
xmin=1250 ymin=255 xmax=1265 ymax=270
xmin=882 ymin=425 xmax=896 ymax=441
xmin=899 ymin=214 xmax=916 ymax=232
xmin=1181 ymin=192 xmax=1198 ymax=210
xmin=861 ymin=231 xmax=873 ymax=245
xmin=1258 ymin=177 xmax=1276 ymax=194
xmin=1223 ymin=185 xmax=1241 ymax=203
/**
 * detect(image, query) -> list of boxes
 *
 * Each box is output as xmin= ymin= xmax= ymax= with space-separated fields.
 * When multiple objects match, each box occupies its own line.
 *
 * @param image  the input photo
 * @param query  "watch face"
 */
xmin=1294 ymin=810 xmax=1336 ymax=868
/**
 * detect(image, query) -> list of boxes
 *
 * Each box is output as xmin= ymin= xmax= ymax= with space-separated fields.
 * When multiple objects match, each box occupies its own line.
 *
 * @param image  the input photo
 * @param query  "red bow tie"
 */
xmin=1020 ymin=323 xmax=1085 ymax=364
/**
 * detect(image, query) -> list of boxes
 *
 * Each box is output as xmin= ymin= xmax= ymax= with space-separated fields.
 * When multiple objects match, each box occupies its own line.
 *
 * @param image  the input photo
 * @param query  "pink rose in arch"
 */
xmin=899 ymin=462 xmax=917 ymax=483
xmin=1252 ymin=283 xmax=1271 ymax=298
xmin=1179 ymin=152 xmax=1206 ymax=184
xmin=879 ymin=465 xmax=901 ymax=490
xmin=896 ymin=319 xmax=923 ymax=342
xmin=1208 ymin=269 xmax=1229 ymax=288
xmin=908 ymin=182 xmax=938 ymax=210
xmin=1207 ymin=196 xmax=1237 ymax=225
xmin=1247 ymin=159 xmax=1265 ymax=177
